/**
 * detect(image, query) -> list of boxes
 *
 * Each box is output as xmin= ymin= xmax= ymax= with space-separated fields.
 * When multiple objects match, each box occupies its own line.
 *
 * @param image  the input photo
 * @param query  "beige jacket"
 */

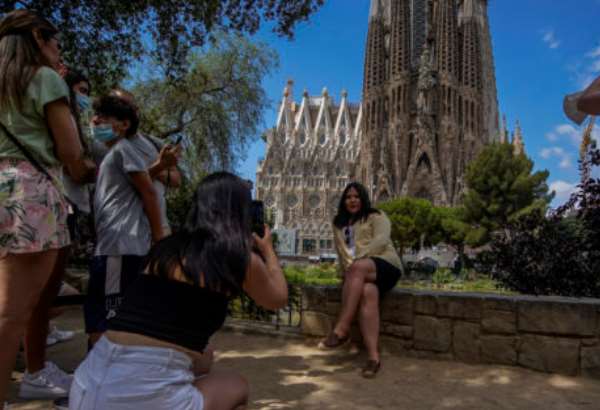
xmin=333 ymin=211 xmax=402 ymax=273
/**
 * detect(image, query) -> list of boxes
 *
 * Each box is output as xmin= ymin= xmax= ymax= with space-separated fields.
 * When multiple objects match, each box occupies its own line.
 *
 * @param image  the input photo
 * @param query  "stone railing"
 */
xmin=301 ymin=286 xmax=600 ymax=378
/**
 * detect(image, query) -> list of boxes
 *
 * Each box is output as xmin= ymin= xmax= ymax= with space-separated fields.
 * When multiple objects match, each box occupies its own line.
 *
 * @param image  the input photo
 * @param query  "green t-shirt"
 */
xmin=0 ymin=66 xmax=70 ymax=167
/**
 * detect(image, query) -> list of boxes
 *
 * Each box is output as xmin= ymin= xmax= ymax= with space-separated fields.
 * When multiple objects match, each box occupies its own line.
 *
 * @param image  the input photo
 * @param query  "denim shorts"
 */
xmin=70 ymin=336 xmax=204 ymax=410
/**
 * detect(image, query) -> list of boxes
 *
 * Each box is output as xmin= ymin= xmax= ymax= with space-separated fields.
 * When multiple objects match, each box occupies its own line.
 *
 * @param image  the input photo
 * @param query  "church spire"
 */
xmin=512 ymin=120 xmax=524 ymax=155
xmin=499 ymin=115 xmax=508 ymax=143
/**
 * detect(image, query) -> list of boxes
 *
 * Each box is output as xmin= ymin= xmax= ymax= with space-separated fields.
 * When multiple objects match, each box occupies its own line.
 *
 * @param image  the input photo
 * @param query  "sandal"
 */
xmin=361 ymin=360 xmax=381 ymax=378
xmin=318 ymin=332 xmax=350 ymax=349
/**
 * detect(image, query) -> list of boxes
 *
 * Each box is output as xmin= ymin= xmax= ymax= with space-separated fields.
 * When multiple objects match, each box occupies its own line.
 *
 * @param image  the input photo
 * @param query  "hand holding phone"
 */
xmin=250 ymin=200 xmax=265 ymax=238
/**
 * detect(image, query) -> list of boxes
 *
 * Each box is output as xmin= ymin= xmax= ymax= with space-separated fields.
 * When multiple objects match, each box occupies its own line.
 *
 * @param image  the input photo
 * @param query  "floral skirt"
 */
xmin=0 ymin=159 xmax=70 ymax=258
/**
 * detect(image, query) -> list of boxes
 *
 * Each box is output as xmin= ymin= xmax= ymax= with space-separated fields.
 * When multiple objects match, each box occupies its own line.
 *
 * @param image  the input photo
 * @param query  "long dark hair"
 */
xmin=0 ymin=10 xmax=59 ymax=110
xmin=64 ymin=68 xmax=90 ymax=151
xmin=333 ymin=182 xmax=380 ymax=228
xmin=145 ymin=172 xmax=253 ymax=296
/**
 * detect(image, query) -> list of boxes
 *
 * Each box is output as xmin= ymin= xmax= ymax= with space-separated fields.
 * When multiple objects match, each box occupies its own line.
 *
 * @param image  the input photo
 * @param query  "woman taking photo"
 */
xmin=320 ymin=182 xmax=402 ymax=378
xmin=69 ymin=172 xmax=288 ymax=410
xmin=0 ymin=10 xmax=91 ymax=403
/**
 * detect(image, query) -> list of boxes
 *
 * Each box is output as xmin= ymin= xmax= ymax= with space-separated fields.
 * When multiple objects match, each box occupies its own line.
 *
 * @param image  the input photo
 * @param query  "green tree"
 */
xmin=434 ymin=206 xmax=472 ymax=271
xmin=463 ymin=143 xmax=552 ymax=245
xmin=378 ymin=197 xmax=439 ymax=263
xmin=133 ymin=33 xmax=278 ymax=172
xmin=1 ymin=0 xmax=323 ymax=89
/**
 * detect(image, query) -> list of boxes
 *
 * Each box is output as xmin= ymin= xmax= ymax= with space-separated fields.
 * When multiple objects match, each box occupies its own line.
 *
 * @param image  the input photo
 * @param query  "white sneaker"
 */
xmin=18 ymin=362 xmax=73 ymax=399
xmin=47 ymin=326 xmax=75 ymax=346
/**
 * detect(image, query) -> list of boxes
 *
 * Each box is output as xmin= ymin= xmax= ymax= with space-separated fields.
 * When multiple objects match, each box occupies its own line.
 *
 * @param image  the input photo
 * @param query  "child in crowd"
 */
xmin=84 ymin=95 xmax=165 ymax=346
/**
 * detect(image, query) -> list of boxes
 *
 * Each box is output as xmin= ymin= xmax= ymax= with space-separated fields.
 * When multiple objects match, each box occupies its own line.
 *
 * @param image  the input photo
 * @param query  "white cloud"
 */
xmin=573 ymin=44 xmax=600 ymax=88
xmin=545 ymin=124 xmax=582 ymax=146
xmin=542 ymin=30 xmax=561 ymax=49
xmin=549 ymin=180 xmax=578 ymax=204
xmin=539 ymin=146 xmax=572 ymax=169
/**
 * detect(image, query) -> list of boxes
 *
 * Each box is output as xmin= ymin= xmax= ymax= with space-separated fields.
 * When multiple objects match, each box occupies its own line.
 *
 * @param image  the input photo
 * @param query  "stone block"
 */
xmin=381 ymin=336 xmax=413 ymax=356
xmin=381 ymin=293 xmax=413 ymax=325
xmin=437 ymin=294 xmax=482 ymax=320
xmin=582 ymin=338 xmax=599 ymax=347
xmin=414 ymin=293 xmax=437 ymax=315
xmin=382 ymin=323 xmax=413 ymax=339
xmin=301 ymin=286 xmax=328 ymax=311
xmin=301 ymin=311 xmax=332 ymax=337
xmin=482 ymin=309 xmax=516 ymax=334
xmin=414 ymin=316 xmax=452 ymax=352
xmin=518 ymin=335 xmax=580 ymax=375
xmin=481 ymin=335 xmax=518 ymax=366
xmin=454 ymin=322 xmax=481 ymax=362
xmin=482 ymin=296 xmax=515 ymax=312
xmin=581 ymin=346 xmax=600 ymax=379
xmin=518 ymin=299 xmax=597 ymax=336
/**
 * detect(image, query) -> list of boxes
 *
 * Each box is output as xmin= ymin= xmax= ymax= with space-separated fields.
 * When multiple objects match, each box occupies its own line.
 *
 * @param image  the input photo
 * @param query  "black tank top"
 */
xmin=108 ymin=274 xmax=229 ymax=352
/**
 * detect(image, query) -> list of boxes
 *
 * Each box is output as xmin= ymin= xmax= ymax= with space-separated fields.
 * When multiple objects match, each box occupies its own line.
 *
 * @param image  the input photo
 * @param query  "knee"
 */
xmin=360 ymin=284 xmax=379 ymax=307
xmin=233 ymin=374 xmax=249 ymax=405
xmin=347 ymin=261 xmax=367 ymax=279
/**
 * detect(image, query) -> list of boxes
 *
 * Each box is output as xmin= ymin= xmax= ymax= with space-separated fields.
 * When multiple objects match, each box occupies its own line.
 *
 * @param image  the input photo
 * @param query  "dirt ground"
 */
xmin=7 ymin=307 xmax=600 ymax=409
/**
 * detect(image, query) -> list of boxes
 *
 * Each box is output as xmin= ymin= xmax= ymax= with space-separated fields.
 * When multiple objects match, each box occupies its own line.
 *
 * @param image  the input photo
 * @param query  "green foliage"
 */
xmin=481 ymin=141 xmax=600 ymax=297
xmin=283 ymin=263 xmax=340 ymax=286
xmin=463 ymin=143 xmax=552 ymax=245
xmin=133 ymin=34 xmax=278 ymax=171
xmin=378 ymin=197 xmax=439 ymax=253
xmin=1 ymin=0 xmax=324 ymax=90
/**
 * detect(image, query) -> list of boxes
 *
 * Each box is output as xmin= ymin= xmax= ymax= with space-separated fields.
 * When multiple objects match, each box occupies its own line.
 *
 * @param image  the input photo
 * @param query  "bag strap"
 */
xmin=0 ymin=121 xmax=54 ymax=182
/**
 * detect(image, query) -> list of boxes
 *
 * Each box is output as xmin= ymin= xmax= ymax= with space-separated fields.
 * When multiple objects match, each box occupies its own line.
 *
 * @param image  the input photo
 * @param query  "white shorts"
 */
xmin=69 ymin=336 xmax=204 ymax=410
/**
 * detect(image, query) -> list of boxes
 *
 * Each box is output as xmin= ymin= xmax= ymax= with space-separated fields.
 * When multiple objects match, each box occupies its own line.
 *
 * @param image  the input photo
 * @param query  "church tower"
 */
xmin=356 ymin=0 xmax=500 ymax=205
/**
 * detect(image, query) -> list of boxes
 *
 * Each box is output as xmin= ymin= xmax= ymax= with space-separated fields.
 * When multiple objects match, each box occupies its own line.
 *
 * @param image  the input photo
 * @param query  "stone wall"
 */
xmin=301 ymin=286 xmax=600 ymax=378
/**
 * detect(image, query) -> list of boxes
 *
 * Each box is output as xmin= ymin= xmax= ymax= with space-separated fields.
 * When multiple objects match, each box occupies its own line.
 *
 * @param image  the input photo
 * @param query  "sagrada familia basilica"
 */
xmin=256 ymin=0 xmax=525 ymax=257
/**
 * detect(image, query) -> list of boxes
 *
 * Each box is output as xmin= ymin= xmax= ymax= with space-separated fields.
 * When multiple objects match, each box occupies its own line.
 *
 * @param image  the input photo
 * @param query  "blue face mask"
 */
xmin=92 ymin=124 xmax=117 ymax=143
xmin=76 ymin=93 xmax=91 ymax=112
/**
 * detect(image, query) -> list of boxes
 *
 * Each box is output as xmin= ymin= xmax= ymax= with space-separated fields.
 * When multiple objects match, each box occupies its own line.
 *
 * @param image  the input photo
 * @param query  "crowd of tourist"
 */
xmin=15 ymin=6 xmax=600 ymax=410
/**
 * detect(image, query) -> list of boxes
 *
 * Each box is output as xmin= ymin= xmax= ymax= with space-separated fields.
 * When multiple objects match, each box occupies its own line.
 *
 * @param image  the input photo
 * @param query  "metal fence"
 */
xmin=229 ymin=284 xmax=303 ymax=329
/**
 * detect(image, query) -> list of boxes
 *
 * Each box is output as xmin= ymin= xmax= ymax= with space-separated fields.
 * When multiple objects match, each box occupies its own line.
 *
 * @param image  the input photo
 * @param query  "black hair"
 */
xmin=145 ymin=172 xmax=253 ymax=296
xmin=333 ymin=182 xmax=380 ymax=228
xmin=64 ymin=68 xmax=90 ymax=151
xmin=92 ymin=94 xmax=139 ymax=137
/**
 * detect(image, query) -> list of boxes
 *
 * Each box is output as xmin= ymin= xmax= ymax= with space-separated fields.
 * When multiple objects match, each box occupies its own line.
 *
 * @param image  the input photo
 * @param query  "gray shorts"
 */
xmin=70 ymin=336 xmax=204 ymax=410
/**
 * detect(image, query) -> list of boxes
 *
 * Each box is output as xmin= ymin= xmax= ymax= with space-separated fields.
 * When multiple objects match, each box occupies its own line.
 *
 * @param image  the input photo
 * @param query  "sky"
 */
xmin=236 ymin=0 xmax=600 ymax=207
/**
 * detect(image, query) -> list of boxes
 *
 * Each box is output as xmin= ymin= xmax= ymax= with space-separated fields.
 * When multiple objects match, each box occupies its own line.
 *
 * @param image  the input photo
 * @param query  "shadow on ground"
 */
xmin=7 ymin=308 xmax=600 ymax=409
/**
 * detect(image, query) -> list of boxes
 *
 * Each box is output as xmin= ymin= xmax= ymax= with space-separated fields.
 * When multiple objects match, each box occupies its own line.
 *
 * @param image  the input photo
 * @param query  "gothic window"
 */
xmin=265 ymin=195 xmax=275 ymax=208
xmin=300 ymin=132 xmax=306 ymax=145
xmin=417 ymin=153 xmax=432 ymax=173
xmin=302 ymin=239 xmax=316 ymax=253
xmin=287 ymin=194 xmax=298 ymax=208
xmin=339 ymin=130 xmax=346 ymax=145
xmin=308 ymin=194 xmax=321 ymax=208
xmin=335 ymin=166 xmax=342 ymax=176
xmin=268 ymin=166 xmax=273 ymax=175
xmin=319 ymin=132 xmax=326 ymax=145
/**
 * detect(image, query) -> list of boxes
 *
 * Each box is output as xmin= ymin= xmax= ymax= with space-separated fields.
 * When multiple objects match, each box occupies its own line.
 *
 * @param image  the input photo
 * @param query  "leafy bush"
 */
xmin=480 ymin=139 xmax=600 ymax=297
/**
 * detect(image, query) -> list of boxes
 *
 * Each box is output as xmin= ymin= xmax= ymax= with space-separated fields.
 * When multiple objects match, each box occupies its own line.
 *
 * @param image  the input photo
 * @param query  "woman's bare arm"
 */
xmin=243 ymin=227 xmax=288 ymax=310
xmin=46 ymin=99 xmax=95 ymax=182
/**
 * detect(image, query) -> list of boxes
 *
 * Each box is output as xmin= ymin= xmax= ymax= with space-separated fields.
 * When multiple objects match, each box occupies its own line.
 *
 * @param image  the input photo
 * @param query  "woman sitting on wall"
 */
xmin=320 ymin=182 xmax=402 ymax=378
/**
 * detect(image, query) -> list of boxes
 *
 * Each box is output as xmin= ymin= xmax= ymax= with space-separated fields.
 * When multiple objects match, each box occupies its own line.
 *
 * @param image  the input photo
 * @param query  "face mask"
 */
xmin=92 ymin=124 xmax=117 ymax=143
xmin=76 ymin=93 xmax=91 ymax=112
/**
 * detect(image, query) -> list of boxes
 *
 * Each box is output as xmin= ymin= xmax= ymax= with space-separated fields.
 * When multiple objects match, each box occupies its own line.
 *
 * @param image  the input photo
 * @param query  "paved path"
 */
xmin=7 ymin=308 xmax=600 ymax=409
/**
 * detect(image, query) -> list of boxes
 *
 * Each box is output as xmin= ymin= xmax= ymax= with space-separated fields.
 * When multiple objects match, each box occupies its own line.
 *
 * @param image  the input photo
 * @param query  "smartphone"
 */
xmin=250 ymin=200 xmax=265 ymax=238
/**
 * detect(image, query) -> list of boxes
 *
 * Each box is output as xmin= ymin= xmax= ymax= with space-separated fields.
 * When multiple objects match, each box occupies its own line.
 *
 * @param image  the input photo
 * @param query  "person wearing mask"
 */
xmin=83 ymin=95 xmax=165 ymax=347
xmin=0 ymin=9 xmax=93 ymax=404
xmin=70 ymin=172 xmax=288 ymax=410
xmin=319 ymin=182 xmax=402 ymax=378
xmin=108 ymin=88 xmax=182 ymax=236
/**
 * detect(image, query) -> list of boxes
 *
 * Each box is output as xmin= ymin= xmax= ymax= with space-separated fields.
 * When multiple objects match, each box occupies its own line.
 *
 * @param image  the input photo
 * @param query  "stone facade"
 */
xmin=301 ymin=286 xmax=600 ymax=378
xmin=356 ymin=0 xmax=502 ymax=205
xmin=255 ymin=82 xmax=362 ymax=256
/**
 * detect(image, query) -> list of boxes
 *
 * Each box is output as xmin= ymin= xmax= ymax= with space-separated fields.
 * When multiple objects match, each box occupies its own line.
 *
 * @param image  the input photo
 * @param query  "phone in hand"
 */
xmin=250 ymin=200 xmax=265 ymax=238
